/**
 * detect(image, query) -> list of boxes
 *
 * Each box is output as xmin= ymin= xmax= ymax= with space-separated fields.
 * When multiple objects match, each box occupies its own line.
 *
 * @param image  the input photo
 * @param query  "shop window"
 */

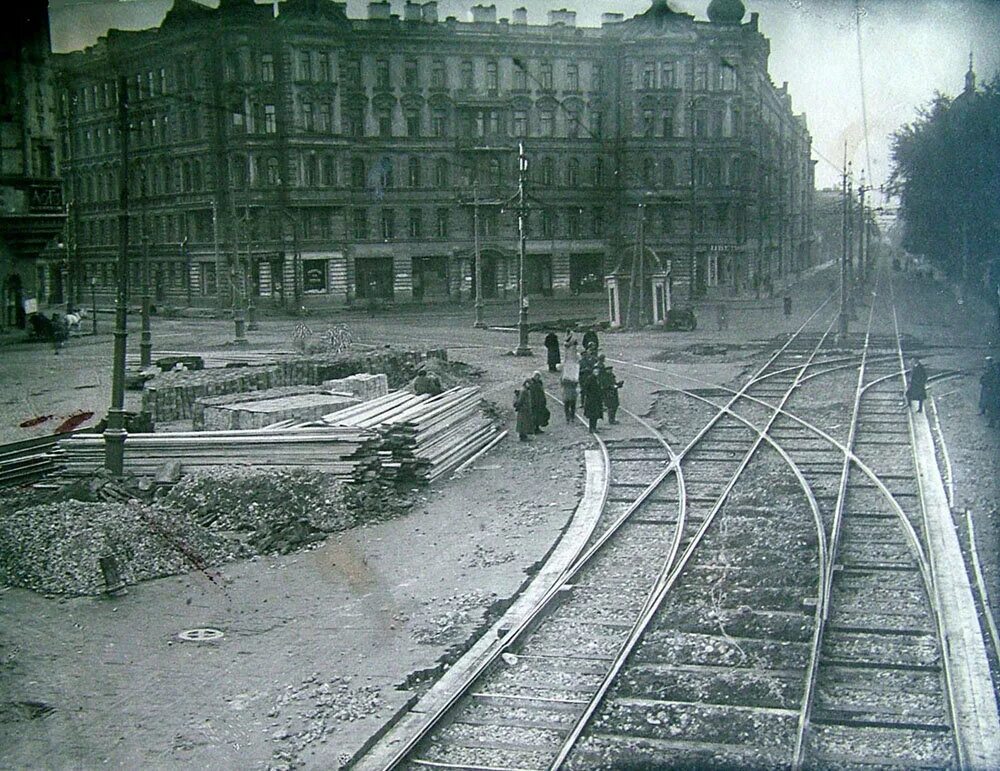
xmin=303 ymin=259 xmax=328 ymax=293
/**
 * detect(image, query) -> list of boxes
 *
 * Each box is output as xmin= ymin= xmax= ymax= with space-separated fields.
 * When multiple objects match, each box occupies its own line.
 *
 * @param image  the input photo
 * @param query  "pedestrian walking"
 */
xmin=906 ymin=357 xmax=928 ymax=413
xmin=514 ymin=379 xmax=535 ymax=441
xmin=544 ymin=331 xmax=561 ymax=373
xmin=579 ymin=343 xmax=598 ymax=410
xmin=529 ymin=371 xmax=549 ymax=434
xmin=582 ymin=327 xmax=599 ymax=353
xmin=716 ymin=304 xmax=729 ymax=331
xmin=599 ymin=365 xmax=624 ymax=424
xmin=51 ymin=313 xmax=69 ymax=355
xmin=561 ymin=340 xmax=580 ymax=423
xmin=582 ymin=367 xmax=604 ymax=432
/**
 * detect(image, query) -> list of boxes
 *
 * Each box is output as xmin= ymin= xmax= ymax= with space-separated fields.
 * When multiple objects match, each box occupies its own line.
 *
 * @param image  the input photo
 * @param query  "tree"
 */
xmin=888 ymin=72 xmax=1000 ymax=287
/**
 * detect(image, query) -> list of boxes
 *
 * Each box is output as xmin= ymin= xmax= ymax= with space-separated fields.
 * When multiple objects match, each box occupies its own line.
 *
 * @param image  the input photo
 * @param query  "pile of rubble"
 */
xmin=0 ymin=469 xmax=412 ymax=596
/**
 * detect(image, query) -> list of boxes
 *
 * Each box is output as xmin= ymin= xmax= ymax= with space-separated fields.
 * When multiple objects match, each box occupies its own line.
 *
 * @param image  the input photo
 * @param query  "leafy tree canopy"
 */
xmin=888 ymin=72 xmax=1000 ymax=283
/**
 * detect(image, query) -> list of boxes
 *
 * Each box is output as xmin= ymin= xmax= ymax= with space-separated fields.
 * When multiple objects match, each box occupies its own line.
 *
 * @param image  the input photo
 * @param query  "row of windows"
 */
xmin=73 ymin=148 xmax=749 ymax=205
xmin=635 ymin=59 xmax=737 ymax=92
xmin=73 ymin=199 xmax=749 ymax=250
xmin=72 ymin=108 xmax=205 ymax=158
xmin=71 ymin=60 xmax=204 ymax=114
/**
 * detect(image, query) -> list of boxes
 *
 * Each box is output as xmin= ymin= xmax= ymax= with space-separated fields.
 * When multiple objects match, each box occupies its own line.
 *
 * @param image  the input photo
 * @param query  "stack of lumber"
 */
xmin=315 ymin=387 xmax=502 ymax=483
xmin=55 ymin=427 xmax=381 ymax=482
xmin=127 ymin=350 xmax=296 ymax=370
xmin=0 ymin=434 xmax=65 ymax=488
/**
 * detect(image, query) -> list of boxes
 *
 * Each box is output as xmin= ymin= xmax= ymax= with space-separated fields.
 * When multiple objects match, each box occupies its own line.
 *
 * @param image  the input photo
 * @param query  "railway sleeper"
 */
xmin=412 ymin=734 xmax=557 ymax=770
xmin=565 ymin=732 xmax=794 ymax=771
xmin=805 ymin=724 xmax=956 ymax=770
xmin=617 ymin=663 xmax=804 ymax=710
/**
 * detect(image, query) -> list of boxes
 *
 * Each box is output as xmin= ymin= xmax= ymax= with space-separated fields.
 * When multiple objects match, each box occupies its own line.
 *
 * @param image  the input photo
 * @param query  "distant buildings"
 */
xmin=50 ymin=0 xmax=814 ymax=312
xmin=1 ymin=0 xmax=65 ymax=329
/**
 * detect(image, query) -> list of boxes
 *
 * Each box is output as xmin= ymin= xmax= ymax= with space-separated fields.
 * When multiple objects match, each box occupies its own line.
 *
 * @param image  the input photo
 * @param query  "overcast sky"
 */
xmin=48 ymin=0 xmax=1000 ymax=194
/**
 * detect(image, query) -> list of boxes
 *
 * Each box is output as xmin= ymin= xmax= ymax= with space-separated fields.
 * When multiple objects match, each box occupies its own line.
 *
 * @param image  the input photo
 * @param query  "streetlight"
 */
xmin=90 ymin=277 xmax=97 ymax=335
xmin=473 ymin=181 xmax=485 ymax=329
xmin=515 ymin=141 xmax=531 ymax=357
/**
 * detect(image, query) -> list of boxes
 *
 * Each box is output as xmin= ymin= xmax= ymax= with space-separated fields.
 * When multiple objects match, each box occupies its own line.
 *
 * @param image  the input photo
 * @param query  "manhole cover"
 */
xmin=178 ymin=628 xmax=224 ymax=642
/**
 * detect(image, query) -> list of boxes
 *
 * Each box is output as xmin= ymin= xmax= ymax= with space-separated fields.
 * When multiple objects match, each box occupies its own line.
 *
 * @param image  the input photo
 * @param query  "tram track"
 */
xmin=359 ymin=272 xmax=998 ymax=770
xmin=363 ymin=299 xmax=841 ymax=770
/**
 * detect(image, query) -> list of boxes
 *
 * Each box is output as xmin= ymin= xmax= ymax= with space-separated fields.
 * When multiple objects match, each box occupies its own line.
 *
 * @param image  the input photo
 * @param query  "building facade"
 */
xmin=53 ymin=0 xmax=814 ymax=311
xmin=1 ymin=0 xmax=66 ymax=329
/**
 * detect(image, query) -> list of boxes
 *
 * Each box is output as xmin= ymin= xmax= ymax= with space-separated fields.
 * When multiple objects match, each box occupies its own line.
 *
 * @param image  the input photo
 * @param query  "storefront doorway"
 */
xmin=355 ymin=257 xmax=394 ymax=300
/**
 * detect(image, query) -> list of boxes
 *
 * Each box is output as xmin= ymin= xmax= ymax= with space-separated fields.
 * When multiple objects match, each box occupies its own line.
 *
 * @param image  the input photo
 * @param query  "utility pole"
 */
xmin=105 ymin=73 xmax=130 ymax=475
xmin=230 ymin=193 xmax=247 ymax=344
xmin=515 ymin=141 xmax=531 ymax=356
xmin=857 ymin=181 xmax=867 ymax=287
xmin=838 ymin=146 xmax=849 ymax=340
xmin=139 ymin=196 xmax=152 ymax=367
xmin=473 ymin=180 xmax=484 ymax=328
xmin=846 ymin=163 xmax=854 ymax=318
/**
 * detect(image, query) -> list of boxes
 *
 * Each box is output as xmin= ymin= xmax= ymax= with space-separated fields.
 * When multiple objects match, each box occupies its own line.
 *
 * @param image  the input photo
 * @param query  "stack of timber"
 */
xmin=0 ymin=434 xmax=68 ymax=488
xmin=315 ymin=387 xmax=502 ymax=483
xmin=55 ymin=427 xmax=381 ymax=481
xmin=127 ymin=350 xmax=296 ymax=370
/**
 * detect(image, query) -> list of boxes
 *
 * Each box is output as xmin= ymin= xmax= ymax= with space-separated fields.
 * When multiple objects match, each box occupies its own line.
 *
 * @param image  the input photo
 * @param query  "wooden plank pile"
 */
xmin=55 ymin=427 xmax=382 ymax=482
xmin=141 ymin=350 xmax=426 ymax=423
xmin=313 ymin=387 xmax=502 ymax=483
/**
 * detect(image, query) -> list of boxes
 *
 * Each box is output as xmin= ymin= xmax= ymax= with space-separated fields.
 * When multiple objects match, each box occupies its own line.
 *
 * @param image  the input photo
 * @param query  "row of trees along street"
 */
xmin=889 ymin=68 xmax=1000 ymax=297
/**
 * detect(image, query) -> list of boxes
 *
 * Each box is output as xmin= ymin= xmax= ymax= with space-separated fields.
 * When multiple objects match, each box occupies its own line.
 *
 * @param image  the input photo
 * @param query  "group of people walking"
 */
xmin=514 ymin=328 xmax=622 ymax=440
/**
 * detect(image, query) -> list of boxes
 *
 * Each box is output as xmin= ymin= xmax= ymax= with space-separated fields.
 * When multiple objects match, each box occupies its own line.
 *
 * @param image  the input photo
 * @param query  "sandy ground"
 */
xmin=0 ymin=263 xmax=997 ymax=770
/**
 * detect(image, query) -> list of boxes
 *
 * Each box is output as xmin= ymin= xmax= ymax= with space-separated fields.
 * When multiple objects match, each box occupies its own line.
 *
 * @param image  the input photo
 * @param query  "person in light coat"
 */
xmin=561 ymin=339 xmax=580 ymax=423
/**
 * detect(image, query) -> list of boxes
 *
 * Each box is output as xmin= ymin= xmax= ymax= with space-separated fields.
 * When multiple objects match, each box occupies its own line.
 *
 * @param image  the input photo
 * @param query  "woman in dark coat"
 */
xmin=582 ymin=367 xmax=604 ymax=432
xmin=599 ymin=366 xmax=623 ymax=424
xmin=582 ymin=328 xmax=599 ymax=353
xmin=529 ymin=372 xmax=549 ymax=433
xmin=544 ymin=332 xmax=561 ymax=372
xmin=514 ymin=379 xmax=535 ymax=441
xmin=906 ymin=357 xmax=928 ymax=413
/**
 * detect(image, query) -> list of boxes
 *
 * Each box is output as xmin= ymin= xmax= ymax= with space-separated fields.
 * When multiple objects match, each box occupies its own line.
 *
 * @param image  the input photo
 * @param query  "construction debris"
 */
xmin=0 ymin=469 xmax=412 ymax=596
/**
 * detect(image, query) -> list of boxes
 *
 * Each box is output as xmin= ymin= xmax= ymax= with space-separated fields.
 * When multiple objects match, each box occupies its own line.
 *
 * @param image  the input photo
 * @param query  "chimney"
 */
xmin=512 ymin=6 xmax=527 ymax=25
xmin=404 ymin=1 xmax=421 ymax=21
xmin=368 ymin=1 xmax=391 ymax=20
xmin=601 ymin=12 xmax=624 ymax=25
xmin=548 ymin=9 xmax=576 ymax=27
xmin=471 ymin=4 xmax=497 ymax=23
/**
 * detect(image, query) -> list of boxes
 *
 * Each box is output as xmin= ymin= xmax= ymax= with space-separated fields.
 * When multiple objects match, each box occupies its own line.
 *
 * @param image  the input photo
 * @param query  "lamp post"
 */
xmin=473 ymin=181 xmax=485 ymax=328
xmin=105 ymin=73 xmax=130 ymax=475
xmin=90 ymin=276 xmax=97 ymax=335
xmin=515 ymin=142 xmax=532 ymax=356
xmin=140 ymin=229 xmax=152 ymax=368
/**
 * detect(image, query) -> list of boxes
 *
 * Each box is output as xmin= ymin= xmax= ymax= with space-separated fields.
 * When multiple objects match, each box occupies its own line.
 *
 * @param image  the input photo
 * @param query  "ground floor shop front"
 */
xmin=43 ymin=236 xmax=810 ymax=314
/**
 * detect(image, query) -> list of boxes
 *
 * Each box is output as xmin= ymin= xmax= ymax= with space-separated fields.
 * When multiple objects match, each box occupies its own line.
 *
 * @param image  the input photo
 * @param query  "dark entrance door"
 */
xmin=412 ymin=256 xmax=449 ymax=301
xmin=526 ymin=254 xmax=553 ymax=297
xmin=570 ymin=253 xmax=605 ymax=294
xmin=469 ymin=253 xmax=499 ymax=299
xmin=355 ymin=257 xmax=394 ymax=300
xmin=4 ymin=274 xmax=25 ymax=328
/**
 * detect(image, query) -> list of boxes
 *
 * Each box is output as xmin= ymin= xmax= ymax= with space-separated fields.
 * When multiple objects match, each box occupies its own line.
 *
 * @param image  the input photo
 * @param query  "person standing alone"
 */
xmin=906 ymin=357 xmax=928 ymax=413
xmin=561 ymin=339 xmax=580 ymax=423
xmin=544 ymin=331 xmax=561 ymax=373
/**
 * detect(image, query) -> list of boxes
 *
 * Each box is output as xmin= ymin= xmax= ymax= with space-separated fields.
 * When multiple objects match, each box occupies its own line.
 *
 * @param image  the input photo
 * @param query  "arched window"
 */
xmin=489 ymin=157 xmax=502 ymax=185
xmin=642 ymin=157 xmax=656 ymax=188
xmin=351 ymin=157 xmax=366 ymax=188
xmin=662 ymin=157 xmax=675 ymax=187
xmin=730 ymin=156 xmax=742 ymax=186
xmin=567 ymin=157 xmax=579 ymax=187
xmin=434 ymin=157 xmax=448 ymax=187
xmin=266 ymin=157 xmax=280 ymax=186
xmin=540 ymin=157 xmax=554 ymax=187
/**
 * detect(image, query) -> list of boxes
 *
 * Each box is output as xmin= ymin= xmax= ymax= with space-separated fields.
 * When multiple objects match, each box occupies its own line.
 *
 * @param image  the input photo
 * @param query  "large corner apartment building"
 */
xmin=52 ymin=0 xmax=814 ymax=311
